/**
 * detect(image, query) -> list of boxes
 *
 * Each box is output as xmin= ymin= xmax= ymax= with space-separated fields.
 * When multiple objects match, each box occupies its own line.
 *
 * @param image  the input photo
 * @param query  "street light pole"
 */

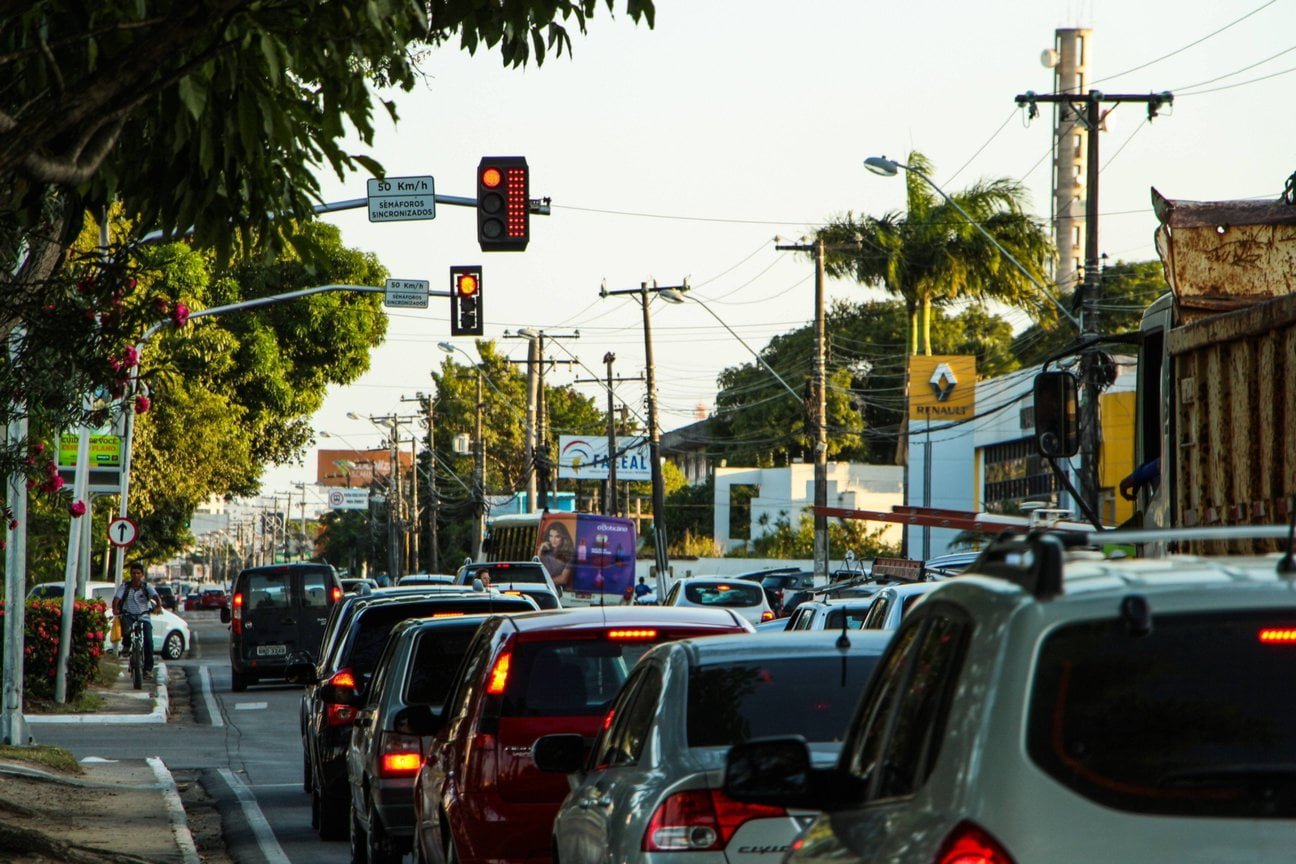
xmin=604 ymin=352 xmax=617 ymax=515
xmin=600 ymin=279 xmax=688 ymax=599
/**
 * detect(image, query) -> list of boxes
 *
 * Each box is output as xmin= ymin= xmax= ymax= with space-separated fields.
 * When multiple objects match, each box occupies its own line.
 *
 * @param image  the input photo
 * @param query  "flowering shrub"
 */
xmin=0 ymin=598 xmax=108 ymax=701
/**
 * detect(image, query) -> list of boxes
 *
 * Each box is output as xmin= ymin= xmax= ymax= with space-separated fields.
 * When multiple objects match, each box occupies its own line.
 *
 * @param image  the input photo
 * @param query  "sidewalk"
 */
xmin=0 ymin=659 xmax=202 ymax=863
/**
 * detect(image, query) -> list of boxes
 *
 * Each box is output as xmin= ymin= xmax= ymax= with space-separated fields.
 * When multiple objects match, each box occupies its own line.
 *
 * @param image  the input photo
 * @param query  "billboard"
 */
xmin=557 ymin=435 xmax=651 ymax=481
xmin=315 ymin=448 xmax=411 ymax=487
xmin=908 ymin=355 xmax=977 ymax=421
xmin=535 ymin=512 xmax=637 ymax=599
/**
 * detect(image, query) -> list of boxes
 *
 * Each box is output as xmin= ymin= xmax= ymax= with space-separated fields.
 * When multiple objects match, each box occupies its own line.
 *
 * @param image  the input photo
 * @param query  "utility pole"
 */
xmin=472 ymin=369 xmax=485 ymax=560
xmin=575 ymin=358 xmax=645 ymax=516
xmin=775 ymin=237 xmax=829 ymax=581
xmin=401 ymin=393 xmax=425 ymax=572
xmin=293 ymin=481 xmax=308 ymax=560
xmin=387 ymin=419 xmax=401 ymax=578
xmin=506 ymin=329 xmax=577 ymax=511
xmin=416 ymin=392 xmax=439 ymax=573
xmin=1015 ymin=88 xmax=1172 ymax=515
xmin=600 ymin=278 xmax=689 ymax=599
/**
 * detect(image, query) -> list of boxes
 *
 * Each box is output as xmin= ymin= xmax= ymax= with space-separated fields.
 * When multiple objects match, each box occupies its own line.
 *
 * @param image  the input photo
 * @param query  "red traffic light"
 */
xmin=477 ymin=156 xmax=529 ymax=251
xmin=456 ymin=272 xmax=479 ymax=296
xmin=450 ymin=265 xmax=483 ymax=337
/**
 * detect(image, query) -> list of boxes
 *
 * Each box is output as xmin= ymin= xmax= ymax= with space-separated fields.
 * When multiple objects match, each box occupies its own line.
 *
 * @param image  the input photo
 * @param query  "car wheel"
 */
xmin=231 ymin=669 xmax=249 ymax=692
xmin=162 ymin=630 xmax=185 ymax=660
xmin=349 ymin=804 xmax=369 ymax=864
xmin=367 ymin=804 xmax=400 ymax=864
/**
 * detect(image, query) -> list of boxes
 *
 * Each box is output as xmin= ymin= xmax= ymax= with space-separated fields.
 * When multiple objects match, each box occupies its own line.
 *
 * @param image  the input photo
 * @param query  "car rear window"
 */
xmin=343 ymin=597 xmax=534 ymax=682
xmin=470 ymin=563 xmax=549 ymax=585
xmin=405 ymin=624 xmax=482 ymax=706
xmin=501 ymin=639 xmax=653 ymax=718
xmin=687 ymin=655 xmax=882 ymax=747
xmin=1027 ymin=608 xmax=1296 ymax=818
xmin=241 ymin=572 xmax=290 ymax=609
xmin=825 ymin=608 xmax=869 ymax=630
xmin=683 ymin=582 xmax=763 ymax=608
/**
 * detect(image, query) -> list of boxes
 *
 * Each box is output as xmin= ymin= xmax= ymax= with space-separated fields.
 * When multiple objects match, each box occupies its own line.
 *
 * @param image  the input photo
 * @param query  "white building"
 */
xmin=713 ymin=462 xmax=904 ymax=553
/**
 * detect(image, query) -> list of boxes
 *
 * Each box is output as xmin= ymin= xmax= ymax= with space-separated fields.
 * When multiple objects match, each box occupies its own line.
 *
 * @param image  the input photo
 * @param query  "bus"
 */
xmin=484 ymin=512 xmax=638 ymax=606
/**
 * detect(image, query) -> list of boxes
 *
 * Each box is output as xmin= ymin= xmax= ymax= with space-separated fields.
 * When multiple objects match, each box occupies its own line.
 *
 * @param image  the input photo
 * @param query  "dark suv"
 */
xmin=739 ymin=569 xmax=815 ymax=615
xmin=221 ymin=563 xmax=342 ymax=691
xmin=296 ymin=591 xmax=538 ymax=839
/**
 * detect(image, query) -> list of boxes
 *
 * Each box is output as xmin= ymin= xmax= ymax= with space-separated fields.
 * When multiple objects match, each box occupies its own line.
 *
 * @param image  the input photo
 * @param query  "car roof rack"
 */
xmin=968 ymin=530 xmax=1102 ymax=599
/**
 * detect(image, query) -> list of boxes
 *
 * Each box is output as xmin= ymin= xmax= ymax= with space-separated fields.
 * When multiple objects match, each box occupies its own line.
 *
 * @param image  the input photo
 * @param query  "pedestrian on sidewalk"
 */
xmin=113 ymin=562 xmax=162 ymax=678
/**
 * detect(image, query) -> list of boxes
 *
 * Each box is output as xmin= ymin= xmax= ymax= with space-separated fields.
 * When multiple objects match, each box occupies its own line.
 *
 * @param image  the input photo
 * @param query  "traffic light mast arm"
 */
xmin=311 ymin=194 xmax=551 ymax=215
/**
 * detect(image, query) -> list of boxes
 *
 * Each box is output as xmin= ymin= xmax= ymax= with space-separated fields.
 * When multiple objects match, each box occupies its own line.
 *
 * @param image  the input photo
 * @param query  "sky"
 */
xmin=255 ymin=0 xmax=1296 ymax=515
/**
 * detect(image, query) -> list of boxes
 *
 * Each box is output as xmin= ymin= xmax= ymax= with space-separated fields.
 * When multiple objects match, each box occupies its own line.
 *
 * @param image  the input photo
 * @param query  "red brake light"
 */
xmin=232 ymin=592 xmax=244 ymax=608
xmin=329 ymin=668 xmax=356 ymax=689
xmin=643 ymin=789 xmax=785 ymax=851
xmin=607 ymin=628 xmax=658 ymax=641
xmin=432 ymin=612 xmax=465 ymax=618
xmin=602 ymin=708 xmax=616 ymax=731
xmin=330 ymin=586 xmax=342 ymax=603
xmin=231 ymin=593 xmax=244 ymax=634
xmin=486 ymin=649 xmax=512 ymax=695
xmin=760 ymin=611 xmax=775 ymax=622
xmin=936 ymin=821 xmax=1015 ymax=864
xmin=1259 ymin=628 xmax=1296 ymax=643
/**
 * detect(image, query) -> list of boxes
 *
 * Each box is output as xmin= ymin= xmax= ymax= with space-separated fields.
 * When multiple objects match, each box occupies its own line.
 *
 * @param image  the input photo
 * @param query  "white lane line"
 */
xmin=147 ymin=756 xmax=202 ymax=864
xmin=217 ymin=768 xmax=291 ymax=864
xmin=198 ymin=666 xmax=224 ymax=728
xmin=233 ymin=702 xmax=268 ymax=711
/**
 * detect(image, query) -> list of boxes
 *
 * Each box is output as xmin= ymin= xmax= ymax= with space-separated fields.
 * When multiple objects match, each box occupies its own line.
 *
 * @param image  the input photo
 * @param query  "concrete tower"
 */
xmin=1043 ymin=28 xmax=1091 ymax=294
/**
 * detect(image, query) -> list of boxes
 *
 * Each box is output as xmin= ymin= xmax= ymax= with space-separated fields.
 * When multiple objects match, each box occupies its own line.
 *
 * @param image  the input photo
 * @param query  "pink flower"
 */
xmin=8 ymin=519 xmax=17 ymax=530
xmin=135 ymin=394 xmax=151 ymax=414
xmin=172 ymin=302 xmax=190 ymax=327
xmin=68 ymin=500 xmax=87 ymax=517
xmin=122 ymin=345 xmax=140 ymax=367
xmin=33 ymin=443 xmax=45 ymax=455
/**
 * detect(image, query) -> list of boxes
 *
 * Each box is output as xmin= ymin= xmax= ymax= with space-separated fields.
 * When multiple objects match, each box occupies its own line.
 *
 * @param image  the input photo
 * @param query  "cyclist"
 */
xmin=113 ymin=562 xmax=162 ymax=679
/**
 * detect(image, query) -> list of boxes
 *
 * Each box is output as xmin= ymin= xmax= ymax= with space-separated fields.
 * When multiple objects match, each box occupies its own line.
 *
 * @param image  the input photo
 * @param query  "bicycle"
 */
xmin=125 ymin=615 xmax=147 ymax=690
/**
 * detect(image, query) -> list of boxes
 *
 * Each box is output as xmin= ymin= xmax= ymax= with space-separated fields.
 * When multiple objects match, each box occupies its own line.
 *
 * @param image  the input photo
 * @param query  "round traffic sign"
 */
xmin=108 ymin=516 xmax=138 ymax=547
xmin=328 ymin=489 xmax=345 ymax=508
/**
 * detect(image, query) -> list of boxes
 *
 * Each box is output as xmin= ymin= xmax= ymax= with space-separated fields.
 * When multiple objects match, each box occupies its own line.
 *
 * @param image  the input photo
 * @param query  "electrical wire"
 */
xmin=551 ymin=203 xmax=822 ymax=227
xmin=943 ymin=108 xmax=1019 ymax=186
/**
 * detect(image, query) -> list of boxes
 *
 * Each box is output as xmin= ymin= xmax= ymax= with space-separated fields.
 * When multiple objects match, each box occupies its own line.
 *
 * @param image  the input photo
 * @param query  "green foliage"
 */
xmin=748 ymin=512 xmax=898 ymax=560
xmin=662 ymin=474 xmax=715 ymax=550
xmin=0 ymin=599 xmax=108 ymax=701
xmin=316 ymin=510 xmax=376 ymax=576
xmin=819 ymin=150 xmax=1055 ymax=355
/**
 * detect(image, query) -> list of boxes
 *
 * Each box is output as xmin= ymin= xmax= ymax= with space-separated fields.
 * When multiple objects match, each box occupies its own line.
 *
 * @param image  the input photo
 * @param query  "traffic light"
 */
xmin=450 ymin=265 xmax=483 ymax=336
xmin=477 ymin=156 xmax=529 ymax=251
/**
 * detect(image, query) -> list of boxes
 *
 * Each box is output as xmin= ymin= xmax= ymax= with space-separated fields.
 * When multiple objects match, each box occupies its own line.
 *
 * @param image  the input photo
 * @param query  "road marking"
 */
xmin=217 ymin=768 xmax=291 ymax=864
xmin=233 ymin=702 xmax=268 ymax=711
xmin=198 ymin=666 xmax=225 ymax=728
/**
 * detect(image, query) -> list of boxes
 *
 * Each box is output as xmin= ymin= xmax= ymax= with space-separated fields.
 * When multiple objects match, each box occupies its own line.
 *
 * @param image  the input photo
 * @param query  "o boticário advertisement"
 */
xmin=536 ymin=513 xmax=635 ymax=598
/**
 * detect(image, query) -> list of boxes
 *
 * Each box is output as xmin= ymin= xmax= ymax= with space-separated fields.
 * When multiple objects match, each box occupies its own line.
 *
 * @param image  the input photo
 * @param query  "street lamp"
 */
xmin=600 ymin=278 xmax=688 ymax=600
xmin=438 ymin=342 xmax=486 ymax=560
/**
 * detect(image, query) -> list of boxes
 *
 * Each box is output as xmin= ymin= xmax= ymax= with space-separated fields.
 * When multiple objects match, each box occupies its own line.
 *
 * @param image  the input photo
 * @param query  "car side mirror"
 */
xmin=724 ymin=736 xmax=862 ymax=812
xmin=219 ymin=607 xmax=231 ymax=624
xmin=1033 ymin=370 xmax=1080 ymax=458
xmin=532 ymin=733 xmax=587 ymax=774
xmin=394 ymin=704 xmax=443 ymax=736
xmin=285 ymin=661 xmax=317 ymax=686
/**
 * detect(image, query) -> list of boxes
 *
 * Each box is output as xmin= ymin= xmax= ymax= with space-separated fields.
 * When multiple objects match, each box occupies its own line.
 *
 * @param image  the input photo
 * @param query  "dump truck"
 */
xmin=1039 ymin=188 xmax=1296 ymax=553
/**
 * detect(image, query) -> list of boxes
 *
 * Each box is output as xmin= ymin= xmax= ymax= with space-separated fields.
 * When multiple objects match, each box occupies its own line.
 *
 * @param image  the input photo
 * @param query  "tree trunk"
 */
xmin=921 ymin=295 xmax=933 ymax=356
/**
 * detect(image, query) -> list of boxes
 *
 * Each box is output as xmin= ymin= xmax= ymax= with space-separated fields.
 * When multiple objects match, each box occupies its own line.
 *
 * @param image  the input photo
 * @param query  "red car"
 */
xmin=411 ymin=606 xmax=754 ymax=864
xmin=198 ymin=587 xmax=229 ymax=609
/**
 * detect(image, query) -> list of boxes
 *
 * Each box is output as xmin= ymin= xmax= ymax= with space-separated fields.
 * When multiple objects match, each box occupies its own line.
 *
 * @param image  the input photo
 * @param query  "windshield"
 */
xmin=683 ymin=581 xmax=763 ymax=608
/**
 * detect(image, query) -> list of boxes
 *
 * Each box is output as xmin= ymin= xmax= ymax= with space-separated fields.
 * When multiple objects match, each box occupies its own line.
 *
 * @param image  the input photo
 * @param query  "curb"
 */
xmin=27 ymin=661 xmax=170 ymax=725
xmin=147 ymin=756 xmax=202 ymax=864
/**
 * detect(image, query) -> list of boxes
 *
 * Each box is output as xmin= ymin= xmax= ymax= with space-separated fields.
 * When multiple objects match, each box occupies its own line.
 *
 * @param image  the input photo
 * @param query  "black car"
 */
xmin=740 ymin=570 xmax=816 ymax=615
xmin=344 ymin=614 xmax=497 ymax=863
xmin=154 ymin=584 xmax=178 ymax=611
xmin=294 ymin=590 xmax=538 ymax=839
xmin=221 ymin=563 xmax=343 ymax=691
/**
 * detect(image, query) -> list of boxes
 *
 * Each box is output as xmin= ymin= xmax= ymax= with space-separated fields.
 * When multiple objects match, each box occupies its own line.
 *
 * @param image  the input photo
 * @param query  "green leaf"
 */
xmin=176 ymin=77 xmax=208 ymax=121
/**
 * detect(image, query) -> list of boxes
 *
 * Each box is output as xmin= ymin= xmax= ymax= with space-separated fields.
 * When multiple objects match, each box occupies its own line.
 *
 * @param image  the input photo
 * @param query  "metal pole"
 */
xmin=2 ymin=333 xmax=29 ymax=745
xmin=525 ymin=339 xmax=538 ymax=512
xmin=537 ymin=335 xmax=549 ymax=510
xmin=428 ymin=399 xmax=440 ymax=573
xmin=605 ymin=352 xmax=617 ymax=516
xmin=813 ymin=239 xmax=829 ymax=581
xmin=1080 ymin=90 xmax=1102 ymax=514
xmin=472 ymin=370 xmax=485 ymax=560
xmin=408 ymin=434 xmax=418 ymax=571
xmin=387 ymin=422 xmax=400 ymax=578
xmin=642 ymin=283 xmax=671 ymax=597
xmin=54 ymin=409 xmax=92 ymax=703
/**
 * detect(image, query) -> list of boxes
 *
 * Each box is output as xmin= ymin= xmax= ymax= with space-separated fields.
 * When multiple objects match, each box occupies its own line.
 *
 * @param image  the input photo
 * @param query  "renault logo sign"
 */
xmin=910 ymin=356 xmax=976 ymax=420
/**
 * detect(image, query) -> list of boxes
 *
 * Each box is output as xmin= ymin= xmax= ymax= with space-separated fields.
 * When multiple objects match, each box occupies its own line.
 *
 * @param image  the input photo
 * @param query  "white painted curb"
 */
xmin=28 ymin=661 xmax=170 ymax=725
xmin=147 ymin=756 xmax=202 ymax=864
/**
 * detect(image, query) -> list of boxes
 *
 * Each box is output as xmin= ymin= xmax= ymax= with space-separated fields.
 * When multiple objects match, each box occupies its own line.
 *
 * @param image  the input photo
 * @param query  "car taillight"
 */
xmin=378 ymin=732 xmax=424 ymax=777
xmin=643 ymin=789 xmax=785 ymax=851
xmin=231 ymin=593 xmax=244 ymax=634
xmin=760 ymin=610 xmax=775 ymax=622
xmin=330 ymin=586 xmax=342 ymax=603
xmin=935 ymin=821 xmax=1015 ymax=864
xmin=485 ymin=649 xmax=512 ymax=695
xmin=1259 ymin=627 xmax=1296 ymax=643
xmin=606 ymin=629 xmax=658 ymax=640
xmin=324 ymin=668 xmax=358 ymax=727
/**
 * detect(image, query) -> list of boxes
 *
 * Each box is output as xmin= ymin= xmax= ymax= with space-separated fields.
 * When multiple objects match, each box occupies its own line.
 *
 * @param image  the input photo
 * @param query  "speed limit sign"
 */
xmin=108 ymin=516 xmax=138 ymax=547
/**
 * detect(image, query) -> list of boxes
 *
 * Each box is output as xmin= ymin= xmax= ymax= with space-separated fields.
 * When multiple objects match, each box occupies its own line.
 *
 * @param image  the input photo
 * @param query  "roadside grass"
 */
xmin=0 ymin=744 xmax=82 ymax=775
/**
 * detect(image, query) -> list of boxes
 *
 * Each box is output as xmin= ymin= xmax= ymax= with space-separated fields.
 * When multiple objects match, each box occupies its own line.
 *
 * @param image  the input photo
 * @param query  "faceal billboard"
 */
xmin=557 ymin=435 xmax=651 ymax=481
xmin=908 ymin=355 xmax=976 ymax=421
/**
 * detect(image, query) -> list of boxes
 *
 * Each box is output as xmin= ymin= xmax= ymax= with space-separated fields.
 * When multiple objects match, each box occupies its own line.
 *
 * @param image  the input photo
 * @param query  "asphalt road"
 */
xmin=32 ymin=610 xmax=366 ymax=864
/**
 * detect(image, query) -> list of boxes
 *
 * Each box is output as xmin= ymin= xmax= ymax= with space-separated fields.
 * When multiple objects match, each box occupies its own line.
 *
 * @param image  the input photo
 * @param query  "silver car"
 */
xmin=534 ymin=630 xmax=894 ymax=864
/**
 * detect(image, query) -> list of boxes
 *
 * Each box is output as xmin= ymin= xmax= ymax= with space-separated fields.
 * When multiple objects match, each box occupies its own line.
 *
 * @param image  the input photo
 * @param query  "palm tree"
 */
xmin=818 ymin=151 xmax=1055 ymax=355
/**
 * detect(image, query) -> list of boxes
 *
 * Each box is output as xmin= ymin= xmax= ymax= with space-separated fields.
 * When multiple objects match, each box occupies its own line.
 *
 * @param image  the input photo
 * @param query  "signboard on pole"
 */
xmin=366 ymin=176 xmax=436 ymax=222
xmin=327 ymin=488 xmax=371 ymax=511
xmin=59 ymin=433 xmax=121 ymax=467
xmin=384 ymin=278 xmax=430 ymax=309
xmin=908 ymin=355 xmax=977 ymax=421
xmin=107 ymin=516 xmax=138 ymax=547
xmin=558 ymin=436 xmax=651 ymax=481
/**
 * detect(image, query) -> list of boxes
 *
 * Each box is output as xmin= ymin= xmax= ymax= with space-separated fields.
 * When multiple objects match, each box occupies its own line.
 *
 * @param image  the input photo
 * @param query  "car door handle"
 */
xmin=578 ymin=798 xmax=612 ymax=809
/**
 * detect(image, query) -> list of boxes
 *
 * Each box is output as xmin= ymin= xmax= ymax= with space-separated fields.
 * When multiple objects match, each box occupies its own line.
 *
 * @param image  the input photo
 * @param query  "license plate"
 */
xmin=256 ymin=644 xmax=287 ymax=656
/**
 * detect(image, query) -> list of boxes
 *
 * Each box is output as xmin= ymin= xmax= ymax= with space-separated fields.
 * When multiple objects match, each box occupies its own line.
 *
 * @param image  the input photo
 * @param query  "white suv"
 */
xmin=726 ymin=531 xmax=1296 ymax=863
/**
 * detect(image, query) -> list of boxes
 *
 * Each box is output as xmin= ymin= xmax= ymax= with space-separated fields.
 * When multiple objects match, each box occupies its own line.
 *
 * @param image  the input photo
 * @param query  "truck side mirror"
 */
xmin=1033 ymin=371 xmax=1079 ymax=458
